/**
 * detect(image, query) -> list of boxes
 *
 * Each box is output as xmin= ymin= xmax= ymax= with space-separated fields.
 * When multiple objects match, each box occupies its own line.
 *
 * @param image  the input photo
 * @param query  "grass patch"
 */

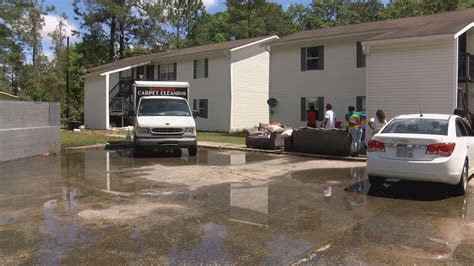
xmin=197 ymin=131 xmax=245 ymax=145
xmin=61 ymin=131 xmax=125 ymax=148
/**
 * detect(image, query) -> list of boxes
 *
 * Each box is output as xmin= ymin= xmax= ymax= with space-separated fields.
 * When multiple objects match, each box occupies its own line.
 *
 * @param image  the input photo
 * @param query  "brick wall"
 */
xmin=0 ymin=101 xmax=60 ymax=162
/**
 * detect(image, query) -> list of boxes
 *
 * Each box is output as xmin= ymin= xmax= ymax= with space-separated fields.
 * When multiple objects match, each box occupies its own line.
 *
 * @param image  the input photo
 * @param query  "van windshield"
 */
xmin=381 ymin=118 xmax=448 ymax=135
xmin=138 ymin=98 xmax=191 ymax=117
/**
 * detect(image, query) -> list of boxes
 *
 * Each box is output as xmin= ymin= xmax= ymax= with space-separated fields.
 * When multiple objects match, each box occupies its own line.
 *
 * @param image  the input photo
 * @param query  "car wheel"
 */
xmin=368 ymin=175 xmax=384 ymax=188
xmin=188 ymin=146 xmax=198 ymax=156
xmin=454 ymin=160 xmax=469 ymax=196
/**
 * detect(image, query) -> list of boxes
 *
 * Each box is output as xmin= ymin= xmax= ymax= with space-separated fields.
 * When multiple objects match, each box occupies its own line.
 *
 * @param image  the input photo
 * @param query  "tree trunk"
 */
xmin=109 ymin=16 xmax=116 ymax=62
xmin=119 ymin=21 xmax=124 ymax=59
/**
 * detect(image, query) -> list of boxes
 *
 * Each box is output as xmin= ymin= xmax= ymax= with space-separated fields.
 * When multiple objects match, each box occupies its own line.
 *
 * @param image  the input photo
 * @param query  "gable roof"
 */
xmin=85 ymin=35 xmax=278 ymax=77
xmin=268 ymin=8 xmax=474 ymax=46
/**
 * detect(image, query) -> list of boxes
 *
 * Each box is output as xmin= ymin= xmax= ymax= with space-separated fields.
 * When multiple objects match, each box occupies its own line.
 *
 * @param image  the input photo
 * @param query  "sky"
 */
xmin=40 ymin=0 xmax=390 ymax=59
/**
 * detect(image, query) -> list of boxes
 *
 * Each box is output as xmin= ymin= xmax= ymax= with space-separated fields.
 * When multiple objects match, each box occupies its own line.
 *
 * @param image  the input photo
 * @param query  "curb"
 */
xmin=63 ymin=144 xmax=106 ymax=151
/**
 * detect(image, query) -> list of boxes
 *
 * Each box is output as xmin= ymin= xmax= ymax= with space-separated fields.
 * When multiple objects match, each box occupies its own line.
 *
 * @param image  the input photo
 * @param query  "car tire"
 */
xmin=454 ymin=160 xmax=469 ymax=196
xmin=188 ymin=146 xmax=198 ymax=156
xmin=368 ymin=175 xmax=384 ymax=188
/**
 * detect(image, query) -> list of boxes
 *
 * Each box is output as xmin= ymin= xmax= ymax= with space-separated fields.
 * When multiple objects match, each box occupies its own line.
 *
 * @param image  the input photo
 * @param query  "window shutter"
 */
xmin=356 ymin=42 xmax=362 ymax=68
xmin=318 ymin=97 xmax=324 ymax=121
xmin=300 ymin=97 xmax=306 ymax=121
xmin=173 ymin=63 xmax=177 ymax=80
xmin=318 ymin=46 xmax=324 ymax=70
xmin=301 ymin=48 xmax=306 ymax=71
xmin=193 ymin=60 xmax=197 ymax=79
xmin=193 ymin=99 xmax=197 ymax=112
xmin=157 ymin=65 xmax=161 ymax=81
xmin=356 ymin=96 xmax=363 ymax=112
xmin=204 ymin=58 xmax=208 ymax=78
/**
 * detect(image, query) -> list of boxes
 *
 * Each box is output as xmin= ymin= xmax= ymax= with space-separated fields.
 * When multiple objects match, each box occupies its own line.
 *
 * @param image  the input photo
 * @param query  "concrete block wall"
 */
xmin=0 ymin=101 xmax=60 ymax=162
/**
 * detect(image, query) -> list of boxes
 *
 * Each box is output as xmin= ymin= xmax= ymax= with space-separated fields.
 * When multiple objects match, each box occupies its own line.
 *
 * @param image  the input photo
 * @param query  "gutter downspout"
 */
xmin=105 ymin=73 xmax=110 ymax=129
xmin=227 ymin=50 xmax=233 ymax=132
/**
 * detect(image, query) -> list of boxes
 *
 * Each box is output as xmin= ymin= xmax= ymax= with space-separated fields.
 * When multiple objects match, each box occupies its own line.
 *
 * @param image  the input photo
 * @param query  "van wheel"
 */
xmin=368 ymin=175 xmax=384 ymax=188
xmin=454 ymin=160 xmax=469 ymax=196
xmin=188 ymin=146 xmax=198 ymax=156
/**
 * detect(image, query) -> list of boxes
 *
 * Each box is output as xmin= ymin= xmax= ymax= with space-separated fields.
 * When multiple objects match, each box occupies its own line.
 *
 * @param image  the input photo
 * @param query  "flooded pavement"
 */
xmin=1 ymin=149 xmax=474 ymax=264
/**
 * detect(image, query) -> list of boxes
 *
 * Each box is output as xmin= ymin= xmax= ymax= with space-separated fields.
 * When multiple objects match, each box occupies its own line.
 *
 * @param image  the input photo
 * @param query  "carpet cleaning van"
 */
xmin=130 ymin=81 xmax=198 ymax=156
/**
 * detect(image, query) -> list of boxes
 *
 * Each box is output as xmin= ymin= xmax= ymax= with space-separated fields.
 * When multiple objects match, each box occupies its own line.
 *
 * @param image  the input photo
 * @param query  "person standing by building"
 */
xmin=307 ymin=105 xmax=317 ymax=128
xmin=322 ymin=103 xmax=336 ymax=129
xmin=368 ymin=109 xmax=387 ymax=138
xmin=345 ymin=106 xmax=366 ymax=157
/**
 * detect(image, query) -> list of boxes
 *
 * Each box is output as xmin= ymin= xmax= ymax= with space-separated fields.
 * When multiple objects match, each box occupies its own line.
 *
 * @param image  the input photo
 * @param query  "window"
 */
xmin=193 ymin=99 xmax=208 ymax=119
xmin=136 ymin=66 xmax=145 ymax=79
xmin=138 ymin=98 xmax=191 ymax=117
xmin=146 ymin=65 xmax=154 ymax=80
xmin=456 ymin=119 xmax=471 ymax=137
xmin=356 ymin=42 xmax=366 ymax=68
xmin=382 ymin=118 xmax=449 ymax=136
xmin=194 ymin=59 xmax=208 ymax=79
xmin=158 ymin=63 xmax=177 ymax=81
xmin=300 ymin=97 xmax=324 ymax=121
xmin=356 ymin=96 xmax=366 ymax=112
xmin=301 ymin=46 xmax=324 ymax=71
xmin=119 ymin=69 xmax=132 ymax=81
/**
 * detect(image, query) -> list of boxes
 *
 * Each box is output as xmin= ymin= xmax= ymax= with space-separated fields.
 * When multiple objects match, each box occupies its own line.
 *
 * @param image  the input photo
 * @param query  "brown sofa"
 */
xmin=289 ymin=127 xmax=352 ymax=157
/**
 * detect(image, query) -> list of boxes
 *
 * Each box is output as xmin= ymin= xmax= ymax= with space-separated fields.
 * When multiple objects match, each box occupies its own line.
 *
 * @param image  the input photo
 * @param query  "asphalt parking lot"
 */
xmin=1 ymin=148 xmax=474 ymax=264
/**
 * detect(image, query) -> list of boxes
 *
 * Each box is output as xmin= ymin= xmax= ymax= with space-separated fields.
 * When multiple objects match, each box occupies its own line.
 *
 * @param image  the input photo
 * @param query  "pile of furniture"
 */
xmin=244 ymin=123 xmax=285 ymax=150
xmin=285 ymin=127 xmax=352 ymax=157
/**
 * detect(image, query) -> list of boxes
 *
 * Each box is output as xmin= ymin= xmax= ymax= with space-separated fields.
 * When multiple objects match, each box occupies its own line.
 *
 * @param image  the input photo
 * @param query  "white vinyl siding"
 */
xmin=84 ymin=75 xmax=107 ymax=129
xmin=177 ymin=55 xmax=232 ymax=132
xmin=366 ymin=37 xmax=456 ymax=123
xmin=231 ymin=45 xmax=270 ymax=130
xmin=269 ymin=36 xmax=368 ymax=128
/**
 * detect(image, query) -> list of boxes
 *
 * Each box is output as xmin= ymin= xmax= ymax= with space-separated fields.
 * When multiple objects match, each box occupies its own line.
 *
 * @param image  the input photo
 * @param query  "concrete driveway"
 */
xmin=0 ymin=149 xmax=473 ymax=264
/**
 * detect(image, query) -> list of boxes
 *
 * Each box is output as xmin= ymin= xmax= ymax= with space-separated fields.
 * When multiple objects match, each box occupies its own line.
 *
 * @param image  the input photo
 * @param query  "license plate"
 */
xmin=396 ymin=147 xmax=414 ymax=158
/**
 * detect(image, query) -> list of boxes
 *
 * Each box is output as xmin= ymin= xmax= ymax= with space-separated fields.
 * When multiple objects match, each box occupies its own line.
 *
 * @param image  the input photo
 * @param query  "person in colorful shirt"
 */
xmin=345 ymin=106 xmax=367 ymax=157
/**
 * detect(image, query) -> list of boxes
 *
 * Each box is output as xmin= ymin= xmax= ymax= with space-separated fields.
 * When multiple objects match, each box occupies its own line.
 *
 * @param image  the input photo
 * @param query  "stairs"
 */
xmin=109 ymin=80 xmax=135 ymax=127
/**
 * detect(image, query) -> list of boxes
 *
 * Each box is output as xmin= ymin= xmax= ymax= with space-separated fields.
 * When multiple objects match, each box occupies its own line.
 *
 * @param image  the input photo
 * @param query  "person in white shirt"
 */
xmin=322 ymin=103 xmax=336 ymax=129
xmin=368 ymin=109 xmax=387 ymax=137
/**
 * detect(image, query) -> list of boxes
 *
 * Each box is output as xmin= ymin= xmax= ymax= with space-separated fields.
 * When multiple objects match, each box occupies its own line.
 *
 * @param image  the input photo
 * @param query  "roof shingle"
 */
xmin=268 ymin=8 xmax=474 ymax=45
xmin=86 ymin=35 xmax=276 ymax=75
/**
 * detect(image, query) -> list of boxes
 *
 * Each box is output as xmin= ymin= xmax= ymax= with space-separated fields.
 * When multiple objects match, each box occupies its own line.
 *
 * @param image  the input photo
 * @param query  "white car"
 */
xmin=367 ymin=114 xmax=474 ymax=195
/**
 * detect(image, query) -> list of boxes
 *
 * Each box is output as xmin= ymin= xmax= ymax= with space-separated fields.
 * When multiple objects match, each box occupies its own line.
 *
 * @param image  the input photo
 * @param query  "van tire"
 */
xmin=188 ymin=146 xmax=198 ymax=156
xmin=454 ymin=160 xmax=469 ymax=196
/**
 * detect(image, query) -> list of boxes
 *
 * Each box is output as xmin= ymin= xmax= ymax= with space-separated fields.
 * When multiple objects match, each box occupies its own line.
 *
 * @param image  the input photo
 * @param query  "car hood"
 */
xmin=136 ymin=116 xmax=195 ymax=128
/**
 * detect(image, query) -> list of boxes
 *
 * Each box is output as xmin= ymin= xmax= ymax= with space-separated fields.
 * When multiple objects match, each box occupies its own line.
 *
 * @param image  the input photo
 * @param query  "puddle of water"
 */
xmin=1 ymin=150 xmax=474 ymax=264
xmin=114 ymin=148 xmax=273 ymax=167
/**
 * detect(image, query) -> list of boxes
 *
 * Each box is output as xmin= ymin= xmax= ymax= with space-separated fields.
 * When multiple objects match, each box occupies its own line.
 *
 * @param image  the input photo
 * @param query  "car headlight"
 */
xmin=184 ymin=127 xmax=196 ymax=136
xmin=136 ymin=127 xmax=149 ymax=134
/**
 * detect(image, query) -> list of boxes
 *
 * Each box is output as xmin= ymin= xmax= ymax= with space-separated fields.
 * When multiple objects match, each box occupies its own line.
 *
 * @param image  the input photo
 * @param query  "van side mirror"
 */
xmin=193 ymin=110 xmax=200 ymax=118
xmin=128 ymin=110 xmax=135 ymax=117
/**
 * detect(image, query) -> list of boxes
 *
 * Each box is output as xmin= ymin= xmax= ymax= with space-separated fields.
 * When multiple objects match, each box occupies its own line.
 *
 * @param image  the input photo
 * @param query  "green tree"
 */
xmin=163 ymin=0 xmax=205 ymax=48
xmin=227 ymin=0 xmax=296 ymax=39
xmin=186 ymin=12 xmax=230 ymax=46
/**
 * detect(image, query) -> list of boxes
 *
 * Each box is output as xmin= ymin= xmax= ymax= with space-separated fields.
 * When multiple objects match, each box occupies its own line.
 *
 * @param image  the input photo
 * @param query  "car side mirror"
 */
xmin=193 ymin=110 xmax=200 ymax=118
xmin=128 ymin=110 xmax=135 ymax=117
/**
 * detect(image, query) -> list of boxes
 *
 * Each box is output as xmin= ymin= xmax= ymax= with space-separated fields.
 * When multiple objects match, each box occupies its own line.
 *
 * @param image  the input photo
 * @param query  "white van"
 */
xmin=131 ymin=81 xmax=198 ymax=156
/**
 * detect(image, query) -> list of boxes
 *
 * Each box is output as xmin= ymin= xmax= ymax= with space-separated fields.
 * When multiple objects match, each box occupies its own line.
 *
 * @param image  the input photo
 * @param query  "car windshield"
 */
xmin=138 ymin=98 xmax=191 ymax=117
xmin=381 ymin=118 xmax=449 ymax=136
